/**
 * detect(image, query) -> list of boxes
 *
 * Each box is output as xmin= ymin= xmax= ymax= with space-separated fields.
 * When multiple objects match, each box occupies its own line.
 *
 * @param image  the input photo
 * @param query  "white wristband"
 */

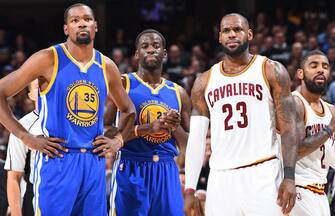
xmin=185 ymin=115 xmax=209 ymax=190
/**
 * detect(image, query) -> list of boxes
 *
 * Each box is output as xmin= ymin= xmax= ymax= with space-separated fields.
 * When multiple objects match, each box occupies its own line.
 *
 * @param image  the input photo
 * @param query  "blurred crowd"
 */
xmin=2 ymin=8 xmax=335 ymax=215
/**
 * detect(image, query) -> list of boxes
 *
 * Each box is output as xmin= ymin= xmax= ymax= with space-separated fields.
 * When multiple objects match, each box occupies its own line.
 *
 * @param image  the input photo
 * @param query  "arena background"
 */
xmin=1 ymin=0 xmax=335 ymax=215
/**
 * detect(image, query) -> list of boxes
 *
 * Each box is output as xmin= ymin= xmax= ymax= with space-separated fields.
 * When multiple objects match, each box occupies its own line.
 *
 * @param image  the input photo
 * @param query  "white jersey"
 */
xmin=205 ymin=55 xmax=279 ymax=170
xmin=4 ymin=111 xmax=42 ymax=183
xmin=293 ymin=91 xmax=334 ymax=186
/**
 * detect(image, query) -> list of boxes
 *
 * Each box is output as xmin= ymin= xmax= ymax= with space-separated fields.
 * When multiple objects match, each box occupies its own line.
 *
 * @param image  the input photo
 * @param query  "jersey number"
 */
xmin=84 ymin=93 xmax=95 ymax=102
xmin=320 ymin=144 xmax=326 ymax=169
xmin=222 ymin=102 xmax=248 ymax=130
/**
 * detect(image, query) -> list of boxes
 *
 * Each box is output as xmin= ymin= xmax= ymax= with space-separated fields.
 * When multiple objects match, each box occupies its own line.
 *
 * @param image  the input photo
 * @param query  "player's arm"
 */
xmin=184 ymin=71 xmax=210 ymax=216
xmin=295 ymin=97 xmax=334 ymax=159
xmin=5 ymin=134 xmax=27 ymax=216
xmin=93 ymin=57 xmax=135 ymax=156
xmin=320 ymin=105 xmax=335 ymax=167
xmin=7 ymin=171 xmax=24 ymax=216
xmin=0 ymin=49 xmax=66 ymax=157
xmin=172 ymin=85 xmax=191 ymax=168
xmin=266 ymin=60 xmax=297 ymax=214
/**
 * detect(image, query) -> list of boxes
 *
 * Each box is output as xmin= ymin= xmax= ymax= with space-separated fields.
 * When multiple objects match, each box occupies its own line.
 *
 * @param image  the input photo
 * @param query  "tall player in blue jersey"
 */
xmin=106 ymin=29 xmax=191 ymax=216
xmin=0 ymin=3 xmax=135 ymax=216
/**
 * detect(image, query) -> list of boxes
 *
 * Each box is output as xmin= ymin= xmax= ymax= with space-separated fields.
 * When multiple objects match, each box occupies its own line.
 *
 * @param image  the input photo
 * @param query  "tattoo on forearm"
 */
xmin=272 ymin=61 xmax=298 ymax=168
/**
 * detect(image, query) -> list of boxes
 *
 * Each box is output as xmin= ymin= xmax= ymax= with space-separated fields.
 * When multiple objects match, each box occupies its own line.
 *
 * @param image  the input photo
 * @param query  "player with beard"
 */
xmin=106 ymin=29 xmax=191 ymax=216
xmin=0 ymin=3 xmax=135 ymax=215
xmin=290 ymin=50 xmax=335 ymax=216
xmin=184 ymin=13 xmax=298 ymax=215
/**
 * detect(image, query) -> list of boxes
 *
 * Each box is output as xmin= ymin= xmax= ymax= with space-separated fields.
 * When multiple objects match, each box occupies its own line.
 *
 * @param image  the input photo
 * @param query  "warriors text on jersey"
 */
xmin=38 ymin=43 xmax=108 ymax=149
xmin=122 ymin=72 xmax=181 ymax=156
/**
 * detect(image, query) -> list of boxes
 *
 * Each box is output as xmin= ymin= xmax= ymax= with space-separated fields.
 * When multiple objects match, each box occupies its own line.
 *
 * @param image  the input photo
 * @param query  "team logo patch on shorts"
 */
xmin=139 ymin=101 xmax=172 ymax=144
xmin=66 ymin=80 xmax=100 ymax=127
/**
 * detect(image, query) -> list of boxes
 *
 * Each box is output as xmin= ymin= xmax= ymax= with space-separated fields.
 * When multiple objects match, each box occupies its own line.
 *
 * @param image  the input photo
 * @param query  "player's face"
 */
xmin=301 ymin=55 xmax=330 ymax=94
xmin=64 ymin=6 xmax=97 ymax=45
xmin=136 ymin=33 xmax=166 ymax=70
xmin=219 ymin=16 xmax=252 ymax=57
xmin=28 ymin=79 xmax=39 ymax=102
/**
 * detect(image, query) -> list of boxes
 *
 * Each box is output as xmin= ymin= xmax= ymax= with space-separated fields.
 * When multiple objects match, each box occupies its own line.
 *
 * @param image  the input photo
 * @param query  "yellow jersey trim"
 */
xmin=100 ymin=54 xmax=109 ymax=94
xmin=93 ymin=60 xmax=102 ymax=68
xmin=122 ymin=74 xmax=130 ymax=94
xmin=37 ymin=207 xmax=41 ymax=216
xmin=40 ymin=46 xmax=58 ymax=96
xmin=60 ymin=43 xmax=95 ymax=73
xmin=173 ymin=83 xmax=182 ymax=112
xmin=133 ymin=73 xmax=166 ymax=94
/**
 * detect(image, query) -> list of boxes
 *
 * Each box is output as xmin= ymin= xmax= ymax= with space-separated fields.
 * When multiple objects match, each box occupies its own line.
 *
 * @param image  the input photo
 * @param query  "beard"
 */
xmin=304 ymin=76 xmax=327 ymax=94
xmin=222 ymin=40 xmax=249 ymax=57
xmin=141 ymin=56 xmax=163 ymax=71
xmin=76 ymin=35 xmax=91 ymax=45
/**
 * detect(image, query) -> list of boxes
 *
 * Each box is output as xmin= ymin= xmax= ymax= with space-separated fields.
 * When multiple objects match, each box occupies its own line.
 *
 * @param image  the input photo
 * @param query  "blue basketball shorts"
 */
xmin=33 ymin=150 xmax=107 ymax=216
xmin=114 ymin=151 xmax=183 ymax=216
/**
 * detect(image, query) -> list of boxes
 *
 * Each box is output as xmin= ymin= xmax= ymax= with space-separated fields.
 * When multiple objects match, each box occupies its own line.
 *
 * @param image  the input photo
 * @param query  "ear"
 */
xmin=218 ymin=32 xmax=222 ymax=44
xmin=135 ymin=50 xmax=139 ymax=59
xmin=94 ymin=21 xmax=98 ymax=32
xmin=64 ymin=24 xmax=68 ymax=36
xmin=163 ymin=48 xmax=168 ymax=61
xmin=163 ymin=48 xmax=167 ymax=58
xmin=248 ymin=29 xmax=253 ymax=41
xmin=297 ymin=68 xmax=304 ymax=80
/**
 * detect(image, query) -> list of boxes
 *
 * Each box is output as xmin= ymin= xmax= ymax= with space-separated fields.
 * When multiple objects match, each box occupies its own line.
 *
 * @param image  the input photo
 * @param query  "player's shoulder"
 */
xmin=36 ymin=47 xmax=55 ymax=58
xmin=196 ymin=69 xmax=211 ymax=83
xmin=263 ymin=58 xmax=287 ymax=76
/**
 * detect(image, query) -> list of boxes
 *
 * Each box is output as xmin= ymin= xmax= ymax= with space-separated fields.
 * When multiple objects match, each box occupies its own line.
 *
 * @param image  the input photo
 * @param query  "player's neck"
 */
xmin=222 ymin=52 xmax=253 ymax=72
xmin=137 ymin=67 xmax=162 ymax=84
xmin=300 ymin=87 xmax=321 ymax=104
xmin=64 ymin=40 xmax=94 ymax=63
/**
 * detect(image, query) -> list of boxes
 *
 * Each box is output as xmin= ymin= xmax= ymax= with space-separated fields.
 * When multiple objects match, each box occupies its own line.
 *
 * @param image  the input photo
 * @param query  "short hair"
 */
xmin=64 ymin=3 xmax=95 ymax=23
xmin=221 ymin=13 xmax=250 ymax=29
xmin=300 ymin=50 xmax=327 ymax=68
xmin=135 ymin=29 xmax=166 ymax=49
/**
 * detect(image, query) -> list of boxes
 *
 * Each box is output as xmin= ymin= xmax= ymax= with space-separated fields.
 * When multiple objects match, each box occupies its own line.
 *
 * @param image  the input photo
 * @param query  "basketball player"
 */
xmin=0 ymin=3 xmax=135 ymax=216
xmin=5 ymin=80 xmax=40 ymax=216
xmin=107 ymin=29 xmax=191 ymax=216
xmin=184 ymin=13 xmax=298 ymax=215
xmin=290 ymin=50 xmax=335 ymax=216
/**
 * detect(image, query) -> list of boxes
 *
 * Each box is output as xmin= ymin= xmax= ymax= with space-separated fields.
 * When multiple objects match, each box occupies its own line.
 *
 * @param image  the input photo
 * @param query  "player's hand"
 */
xmin=277 ymin=178 xmax=296 ymax=214
xmin=22 ymin=133 xmax=68 ymax=158
xmin=159 ymin=109 xmax=181 ymax=131
xmin=92 ymin=135 xmax=122 ymax=157
xmin=160 ymin=109 xmax=181 ymax=131
xmin=184 ymin=189 xmax=204 ymax=216
xmin=149 ymin=117 xmax=173 ymax=134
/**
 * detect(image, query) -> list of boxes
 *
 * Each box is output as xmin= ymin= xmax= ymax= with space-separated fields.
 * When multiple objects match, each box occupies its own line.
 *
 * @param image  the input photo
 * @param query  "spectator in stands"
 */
xmin=111 ymin=48 xmax=128 ymax=74
xmin=164 ymin=44 xmax=189 ymax=84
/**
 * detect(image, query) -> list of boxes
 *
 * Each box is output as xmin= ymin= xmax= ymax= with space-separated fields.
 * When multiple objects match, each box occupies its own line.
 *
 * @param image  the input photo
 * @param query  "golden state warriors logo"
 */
xmin=66 ymin=80 xmax=99 ymax=127
xmin=139 ymin=101 xmax=172 ymax=144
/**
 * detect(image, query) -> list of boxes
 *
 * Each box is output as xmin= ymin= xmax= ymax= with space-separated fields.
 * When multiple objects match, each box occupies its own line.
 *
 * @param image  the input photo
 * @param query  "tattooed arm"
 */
xmin=266 ymin=60 xmax=297 ymax=214
xmin=295 ymin=96 xmax=335 ymax=160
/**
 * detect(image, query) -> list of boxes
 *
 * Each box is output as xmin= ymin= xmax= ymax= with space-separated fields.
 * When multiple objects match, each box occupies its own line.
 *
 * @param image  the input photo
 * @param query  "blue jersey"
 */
xmin=122 ymin=72 xmax=181 ymax=156
xmin=38 ymin=43 xmax=108 ymax=149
